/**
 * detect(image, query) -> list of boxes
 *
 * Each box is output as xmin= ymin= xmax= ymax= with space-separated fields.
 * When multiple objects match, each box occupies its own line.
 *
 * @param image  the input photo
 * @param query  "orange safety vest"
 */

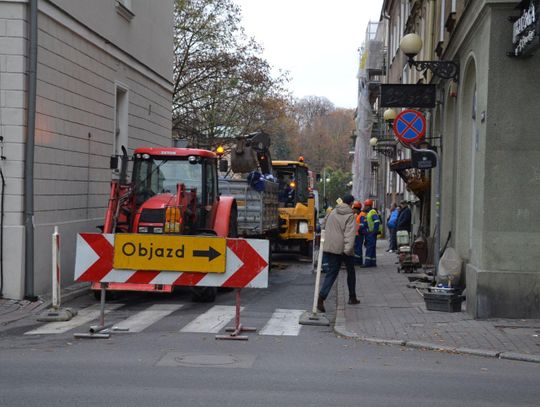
xmin=355 ymin=211 xmax=366 ymax=233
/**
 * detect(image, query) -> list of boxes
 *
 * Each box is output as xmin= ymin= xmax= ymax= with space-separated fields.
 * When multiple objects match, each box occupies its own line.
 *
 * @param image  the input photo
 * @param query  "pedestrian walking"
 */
xmin=386 ymin=203 xmax=399 ymax=252
xmin=361 ymin=199 xmax=380 ymax=268
xmin=352 ymin=201 xmax=364 ymax=265
xmin=317 ymin=194 xmax=359 ymax=313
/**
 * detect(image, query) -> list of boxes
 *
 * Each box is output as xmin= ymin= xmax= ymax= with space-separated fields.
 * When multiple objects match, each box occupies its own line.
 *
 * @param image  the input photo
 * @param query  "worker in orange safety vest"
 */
xmin=352 ymin=201 xmax=366 ymax=265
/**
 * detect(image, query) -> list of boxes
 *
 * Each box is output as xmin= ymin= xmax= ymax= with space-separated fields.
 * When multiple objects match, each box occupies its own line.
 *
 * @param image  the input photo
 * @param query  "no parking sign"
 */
xmin=393 ymin=109 xmax=426 ymax=144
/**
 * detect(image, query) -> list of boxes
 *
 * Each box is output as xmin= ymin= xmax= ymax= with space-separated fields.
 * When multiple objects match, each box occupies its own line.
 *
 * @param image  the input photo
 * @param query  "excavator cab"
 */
xmin=130 ymin=149 xmax=219 ymax=233
xmin=272 ymin=159 xmax=315 ymax=257
xmin=276 ymin=164 xmax=309 ymax=208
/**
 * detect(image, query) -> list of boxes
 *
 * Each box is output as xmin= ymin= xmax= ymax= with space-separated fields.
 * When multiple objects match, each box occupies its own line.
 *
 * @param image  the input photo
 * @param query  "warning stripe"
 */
xmin=126 ymin=270 xmax=161 ymax=284
xmin=75 ymin=234 xmax=268 ymax=288
xmin=77 ymin=234 xmax=114 ymax=282
xmin=173 ymin=272 xmax=206 ymax=286
xmin=223 ymin=239 xmax=267 ymax=287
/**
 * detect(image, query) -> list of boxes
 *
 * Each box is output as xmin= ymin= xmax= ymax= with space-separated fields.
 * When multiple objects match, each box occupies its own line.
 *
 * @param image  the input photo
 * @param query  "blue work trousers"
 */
xmin=364 ymin=232 xmax=377 ymax=266
xmin=388 ymin=227 xmax=397 ymax=251
xmin=319 ymin=252 xmax=356 ymax=300
xmin=354 ymin=234 xmax=364 ymax=265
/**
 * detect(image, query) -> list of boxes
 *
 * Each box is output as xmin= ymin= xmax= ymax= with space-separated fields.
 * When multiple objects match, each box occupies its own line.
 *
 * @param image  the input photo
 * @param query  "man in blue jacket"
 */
xmin=387 ymin=203 xmax=399 ymax=252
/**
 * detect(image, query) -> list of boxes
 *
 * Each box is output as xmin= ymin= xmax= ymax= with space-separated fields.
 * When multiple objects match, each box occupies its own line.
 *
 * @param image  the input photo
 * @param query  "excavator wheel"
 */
xmin=191 ymin=286 xmax=218 ymax=302
xmin=300 ymin=240 xmax=314 ymax=258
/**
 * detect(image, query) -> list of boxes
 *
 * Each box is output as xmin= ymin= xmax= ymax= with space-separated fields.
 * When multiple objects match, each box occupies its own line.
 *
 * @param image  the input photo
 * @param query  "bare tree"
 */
xmin=173 ymin=0 xmax=289 ymax=149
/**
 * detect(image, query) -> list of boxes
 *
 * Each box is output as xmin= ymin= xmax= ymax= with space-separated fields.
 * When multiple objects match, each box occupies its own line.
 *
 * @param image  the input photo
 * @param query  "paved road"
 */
xmin=0 ymin=257 xmax=539 ymax=407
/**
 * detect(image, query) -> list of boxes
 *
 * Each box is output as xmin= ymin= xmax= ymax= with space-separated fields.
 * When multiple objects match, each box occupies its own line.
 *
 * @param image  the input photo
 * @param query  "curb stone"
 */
xmin=498 ymin=352 xmax=540 ymax=363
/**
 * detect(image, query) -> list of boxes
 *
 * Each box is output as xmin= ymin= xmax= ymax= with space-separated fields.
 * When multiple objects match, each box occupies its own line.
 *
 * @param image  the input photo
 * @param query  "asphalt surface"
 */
xmin=0 ymin=256 xmax=539 ymax=406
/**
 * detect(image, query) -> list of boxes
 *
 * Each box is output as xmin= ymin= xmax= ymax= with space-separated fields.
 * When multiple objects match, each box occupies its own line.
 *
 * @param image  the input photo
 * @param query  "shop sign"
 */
xmin=381 ymin=84 xmax=436 ymax=108
xmin=412 ymin=149 xmax=437 ymax=170
xmin=511 ymin=0 xmax=540 ymax=57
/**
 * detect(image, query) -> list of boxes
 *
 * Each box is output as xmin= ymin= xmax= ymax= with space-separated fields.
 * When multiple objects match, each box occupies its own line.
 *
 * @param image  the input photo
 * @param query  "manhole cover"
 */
xmin=156 ymin=352 xmax=255 ymax=368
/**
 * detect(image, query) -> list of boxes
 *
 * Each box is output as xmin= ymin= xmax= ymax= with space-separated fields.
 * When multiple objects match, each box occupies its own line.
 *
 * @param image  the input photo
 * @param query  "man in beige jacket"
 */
xmin=317 ymin=194 xmax=360 ymax=313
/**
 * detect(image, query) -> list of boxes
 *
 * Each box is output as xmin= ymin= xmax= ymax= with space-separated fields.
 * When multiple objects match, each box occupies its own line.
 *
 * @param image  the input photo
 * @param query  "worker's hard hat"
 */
xmin=352 ymin=201 xmax=362 ymax=209
xmin=363 ymin=199 xmax=373 ymax=207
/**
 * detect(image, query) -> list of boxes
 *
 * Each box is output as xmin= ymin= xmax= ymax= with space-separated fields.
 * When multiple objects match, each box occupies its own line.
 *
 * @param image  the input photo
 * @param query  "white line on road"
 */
xmin=113 ymin=304 xmax=184 ymax=333
xmin=24 ymin=304 xmax=124 ymax=335
xmin=259 ymin=309 xmax=304 ymax=336
xmin=180 ymin=305 xmax=242 ymax=333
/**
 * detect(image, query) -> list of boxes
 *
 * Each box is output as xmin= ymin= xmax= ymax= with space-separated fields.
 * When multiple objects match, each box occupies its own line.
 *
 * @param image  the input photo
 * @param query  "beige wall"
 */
xmin=0 ymin=0 xmax=173 ymax=299
xmin=0 ymin=1 xmax=27 ymax=298
xmin=49 ymin=0 xmax=173 ymax=81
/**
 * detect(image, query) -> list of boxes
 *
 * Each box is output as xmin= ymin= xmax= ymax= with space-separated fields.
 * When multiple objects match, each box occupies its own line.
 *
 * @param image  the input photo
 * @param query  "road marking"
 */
xmin=259 ymin=309 xmax=304 ymax=336
xmin=180 ymin=305 xmax=241 ymax=333
xmin=113 ymin=304 xmax=183 ymax=332
xmin=24 ymin=304 xmax=124 ymax=335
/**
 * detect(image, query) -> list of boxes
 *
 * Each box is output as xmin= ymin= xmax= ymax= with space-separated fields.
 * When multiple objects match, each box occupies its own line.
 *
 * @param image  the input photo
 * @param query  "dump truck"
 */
xmin=92 ymin=146 xmax=238 ymax=302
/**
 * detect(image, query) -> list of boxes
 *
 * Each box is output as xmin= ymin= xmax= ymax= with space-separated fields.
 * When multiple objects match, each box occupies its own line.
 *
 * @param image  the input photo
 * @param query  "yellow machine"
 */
xmin=272 ymin=159 xmax=316 ymax=257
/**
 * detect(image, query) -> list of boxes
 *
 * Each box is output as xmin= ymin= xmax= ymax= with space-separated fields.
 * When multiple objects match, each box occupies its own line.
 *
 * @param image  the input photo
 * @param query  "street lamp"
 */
xmin=383 ymin=108 xmax=397 ymax=124
xmin=369 ymin=136 xmax=397 ymax=158
xmin=400 ymin=33 xmax=459 ymax=82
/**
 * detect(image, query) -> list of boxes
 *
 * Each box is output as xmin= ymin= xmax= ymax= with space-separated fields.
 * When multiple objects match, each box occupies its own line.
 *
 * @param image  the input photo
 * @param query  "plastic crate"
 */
xmin=424 ymin=292 xmax=463 ymax=312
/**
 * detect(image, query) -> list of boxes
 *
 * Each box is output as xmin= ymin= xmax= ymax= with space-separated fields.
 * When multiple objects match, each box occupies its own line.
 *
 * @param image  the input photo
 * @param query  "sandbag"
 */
xmin=437 ymin=247 xmax=462 ymax=286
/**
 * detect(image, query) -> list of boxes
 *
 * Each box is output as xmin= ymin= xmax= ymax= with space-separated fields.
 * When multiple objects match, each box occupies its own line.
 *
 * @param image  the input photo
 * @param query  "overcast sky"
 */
xmin=234 ymin=0 xmax=384 ymax=109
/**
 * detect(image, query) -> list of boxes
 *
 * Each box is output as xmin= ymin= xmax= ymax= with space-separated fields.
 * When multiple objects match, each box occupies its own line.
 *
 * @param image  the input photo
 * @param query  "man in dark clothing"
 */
xmin=396 ymin=200 xmax=411 ymax=232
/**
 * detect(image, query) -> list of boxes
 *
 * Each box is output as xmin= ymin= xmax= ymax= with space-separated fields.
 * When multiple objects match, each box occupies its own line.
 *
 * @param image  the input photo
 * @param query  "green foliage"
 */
xmin=317 ymin=167 xmax=353 ymax=210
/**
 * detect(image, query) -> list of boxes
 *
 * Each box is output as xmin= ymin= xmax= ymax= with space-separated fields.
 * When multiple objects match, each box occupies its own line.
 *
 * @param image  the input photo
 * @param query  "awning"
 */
xmin=390 ymin=159 xmax=430 ymax=197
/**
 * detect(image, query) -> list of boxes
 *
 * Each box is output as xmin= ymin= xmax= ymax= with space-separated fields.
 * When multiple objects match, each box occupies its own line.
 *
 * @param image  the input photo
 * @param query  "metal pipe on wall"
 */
xmin=24 ymin=0 xmax=38 ymax=300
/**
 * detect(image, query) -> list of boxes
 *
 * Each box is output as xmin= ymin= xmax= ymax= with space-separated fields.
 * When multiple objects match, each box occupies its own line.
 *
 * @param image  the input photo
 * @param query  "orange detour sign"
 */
xmin=113 ymin=234 xmax=226 ymax=273
xmin=74 ymin=233 xmax=269 ymax=289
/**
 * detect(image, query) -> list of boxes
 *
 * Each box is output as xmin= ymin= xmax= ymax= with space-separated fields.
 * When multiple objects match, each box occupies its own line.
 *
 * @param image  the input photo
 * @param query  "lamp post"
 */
xmin=383 ymin=109 xmax=398 ymax=206
xmin=400 ymin=33 xmax=459 ymax=82
xmin=407 ymin=142 xmax=441 ymax=277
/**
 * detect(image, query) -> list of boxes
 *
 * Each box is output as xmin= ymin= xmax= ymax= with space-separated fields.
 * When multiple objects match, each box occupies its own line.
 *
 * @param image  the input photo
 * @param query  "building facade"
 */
xmin=362 ymin=0 xmax=540 ymax=318
xmin=0 ymin=0 xmax=173 ymax=299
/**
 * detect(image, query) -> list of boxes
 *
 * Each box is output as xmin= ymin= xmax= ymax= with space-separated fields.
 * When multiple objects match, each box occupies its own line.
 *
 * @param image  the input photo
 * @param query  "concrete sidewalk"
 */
xmin=335 ymin=242 xmax=540 ymax=364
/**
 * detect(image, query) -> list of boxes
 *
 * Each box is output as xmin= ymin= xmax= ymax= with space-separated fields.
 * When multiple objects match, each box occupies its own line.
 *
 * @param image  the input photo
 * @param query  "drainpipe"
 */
xmin=24 ymin=0 xmax=38 ymax=300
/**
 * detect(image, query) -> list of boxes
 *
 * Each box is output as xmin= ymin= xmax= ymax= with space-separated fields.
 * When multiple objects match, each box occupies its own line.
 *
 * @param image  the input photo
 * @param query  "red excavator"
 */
xmin=92 ymin=146 xmax=238 ymax=302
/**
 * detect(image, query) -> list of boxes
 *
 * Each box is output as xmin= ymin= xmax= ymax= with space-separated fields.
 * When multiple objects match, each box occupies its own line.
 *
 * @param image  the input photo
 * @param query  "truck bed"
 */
xmin=219 ymin=178 xmax=279 ymax=238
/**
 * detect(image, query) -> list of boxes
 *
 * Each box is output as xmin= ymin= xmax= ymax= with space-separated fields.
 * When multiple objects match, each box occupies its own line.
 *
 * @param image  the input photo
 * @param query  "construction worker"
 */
xmin=352 ymin=201 xmax=365 ymax=265
xmin=362 ymin=199 xmax=380 ymax=267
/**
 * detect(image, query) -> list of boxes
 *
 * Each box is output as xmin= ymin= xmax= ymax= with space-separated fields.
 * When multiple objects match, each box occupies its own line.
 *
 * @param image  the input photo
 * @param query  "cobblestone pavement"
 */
xmin=335 ymin=241 xmax=540 ymax=363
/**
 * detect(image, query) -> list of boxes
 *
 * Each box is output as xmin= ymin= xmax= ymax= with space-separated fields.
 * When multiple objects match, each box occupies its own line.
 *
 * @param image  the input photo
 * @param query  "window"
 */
xmin=204 ymin=160 xmax=217 ymax=206
xmin=116 ymin=0 xmax=134 ymax=21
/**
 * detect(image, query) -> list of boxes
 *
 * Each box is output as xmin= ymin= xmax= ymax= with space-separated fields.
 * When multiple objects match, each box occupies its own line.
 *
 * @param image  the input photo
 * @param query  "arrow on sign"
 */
xmin=192 ymin=246 xmax=222 ymax=262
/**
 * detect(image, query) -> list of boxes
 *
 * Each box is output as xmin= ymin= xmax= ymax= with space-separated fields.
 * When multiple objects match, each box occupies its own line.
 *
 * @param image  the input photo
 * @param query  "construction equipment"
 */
xmin=272 ymin=158 xmax=316 ymax=257
xmin=218 ymin=132 xmax=279 ymax=240
xmin=91 ymin=146 xmax=237 ymax=302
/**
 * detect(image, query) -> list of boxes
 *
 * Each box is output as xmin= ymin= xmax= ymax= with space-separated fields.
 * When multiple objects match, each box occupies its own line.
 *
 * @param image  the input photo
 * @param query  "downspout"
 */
xmin=24 ymin=0 xmax=38 ymax=300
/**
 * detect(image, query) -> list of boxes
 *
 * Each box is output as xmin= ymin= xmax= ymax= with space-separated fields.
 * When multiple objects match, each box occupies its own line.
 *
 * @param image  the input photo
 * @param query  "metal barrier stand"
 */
xmin=73 ymin=283 xmax=129 ymax=339
xmin=216 ymin=288 xmax=256 ymax=341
